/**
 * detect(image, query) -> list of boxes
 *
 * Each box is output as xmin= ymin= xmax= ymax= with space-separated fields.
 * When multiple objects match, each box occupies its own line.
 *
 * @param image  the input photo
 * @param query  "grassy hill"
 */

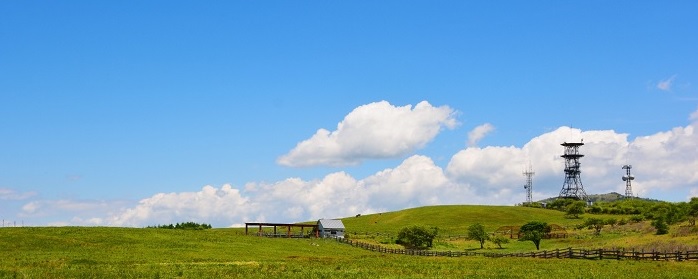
xmin=339 ymin=204 xmax=698 ymax=252
xmin=3 ymin=205 xmax=698 ymax=278
xmin=342 ymin=205 xmax=591 ymax=234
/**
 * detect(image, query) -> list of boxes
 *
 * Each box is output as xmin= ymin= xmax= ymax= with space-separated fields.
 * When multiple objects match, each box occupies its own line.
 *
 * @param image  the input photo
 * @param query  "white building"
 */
xmin=317 ymin=219 xmax=345 ymax=238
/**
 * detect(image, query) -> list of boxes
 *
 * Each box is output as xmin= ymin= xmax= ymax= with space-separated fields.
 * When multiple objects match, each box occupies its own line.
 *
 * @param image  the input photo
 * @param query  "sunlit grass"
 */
xmin=3 ymin=205 xmax=698 ymax=278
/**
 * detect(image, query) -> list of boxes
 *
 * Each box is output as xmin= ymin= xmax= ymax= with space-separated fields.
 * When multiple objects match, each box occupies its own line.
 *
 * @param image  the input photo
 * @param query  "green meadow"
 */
xmin=3 ymin=205 xmax=698 ymax=278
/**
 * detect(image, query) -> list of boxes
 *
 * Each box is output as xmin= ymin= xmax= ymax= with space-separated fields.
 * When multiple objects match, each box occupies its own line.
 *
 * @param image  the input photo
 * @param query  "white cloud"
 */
xmin=447 ymin=126 xmax=632 ymax=198
xmin=66 ymin=155 xmax=498 ymax=227
xmin=0 ymin=188 xmax=37 ymax=200
xmin=690 ymin=188 xmax=698 ymax=201
xmin=18 ymin=199 xmax=131 ymax=226
xmin=467 ymin=123 xmax=495 ymax=147
xmin=277 ymin=100 xmax=458 ymax=167
xmin=107 ymin=185 xmax=252 ymax=227
xmin=363 ymin=155 xmax=473 ymax=209
xmin=447 ymin=119 xmax=698 ymax=201
xmin=690 ymin=107 xmax=698 ymax=123
xmin=20 ymin=107 xmax=698 ymax=227
xmin=657 ymin=75 xmax=677 ymax=91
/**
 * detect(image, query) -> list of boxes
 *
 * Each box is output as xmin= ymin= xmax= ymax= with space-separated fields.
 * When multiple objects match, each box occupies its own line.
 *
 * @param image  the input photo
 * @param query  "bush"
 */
xmin=584 ymin=218 xmax=605 ymax=235
xmin=651 ymin=217 xmax=669 ymax=235
xmin=490 ymin=235 xmax=510 ymax=249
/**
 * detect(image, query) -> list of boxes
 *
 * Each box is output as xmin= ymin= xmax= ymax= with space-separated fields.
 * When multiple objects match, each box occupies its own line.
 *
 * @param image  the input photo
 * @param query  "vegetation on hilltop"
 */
xmin=147 ymin=221 xmax=212 ymax=230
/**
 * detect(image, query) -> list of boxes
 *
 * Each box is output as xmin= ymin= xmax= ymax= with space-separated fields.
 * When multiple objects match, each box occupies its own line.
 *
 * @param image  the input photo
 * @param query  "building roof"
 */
xmin=317 ymin=219 xmax=345 ymax=229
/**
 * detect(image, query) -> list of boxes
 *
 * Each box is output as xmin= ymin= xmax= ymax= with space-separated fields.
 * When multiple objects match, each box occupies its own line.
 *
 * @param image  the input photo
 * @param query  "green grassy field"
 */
xmin=3 ymin=205 xmax=698 ymax=278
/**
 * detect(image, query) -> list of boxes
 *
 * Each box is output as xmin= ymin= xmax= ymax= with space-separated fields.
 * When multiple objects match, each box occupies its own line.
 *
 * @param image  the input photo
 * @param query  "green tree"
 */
xmin=490 ymin=235 xmax=510 ymax=249
xmin=467 ymin=223 xmax=489 ymax=249
xmin=651 ymin=216 xmax=669 ymax=235
xmin=565 ymin=201 xmax=586 ymax=219
xmin=583 ymin=218 xmax=605 ymax=235
xmin=519 ymin=221 xmax=549 ymax=250
xmin=688 ymin=197 xmax=698 ymax=226
xmin=396 ymin=226 xmax=438 ymax=249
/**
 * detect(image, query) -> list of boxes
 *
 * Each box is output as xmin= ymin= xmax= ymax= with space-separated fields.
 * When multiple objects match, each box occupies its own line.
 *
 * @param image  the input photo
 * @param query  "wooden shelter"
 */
xmin=244 ymin=222 xmax=318 ymax=238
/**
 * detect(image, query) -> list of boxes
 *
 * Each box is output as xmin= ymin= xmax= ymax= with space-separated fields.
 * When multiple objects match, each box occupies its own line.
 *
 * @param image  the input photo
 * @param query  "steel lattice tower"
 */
xmin=622 ymin=165 xmax=634 ymax=198
xmin=523 ymin=165 xmax=534 ymax=204
xmin=558 ymin=142 xmax=589 ymax=201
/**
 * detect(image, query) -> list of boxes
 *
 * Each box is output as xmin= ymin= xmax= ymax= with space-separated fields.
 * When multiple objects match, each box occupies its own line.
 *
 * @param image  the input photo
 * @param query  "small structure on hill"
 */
xmin=523 ymin=164 xmax=535 ymax=204
xmin=317 ymin=219 xmax=345 ymax=238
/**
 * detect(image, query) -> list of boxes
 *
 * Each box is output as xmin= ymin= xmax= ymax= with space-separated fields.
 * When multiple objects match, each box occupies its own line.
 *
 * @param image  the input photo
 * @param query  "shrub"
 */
xmin=651 ymin=217 xmax=669 ymax=235
xmin=584 ymin=218 xmax=605 ymax=235
xmin=490 ymin=235 xmax=510 ymax=249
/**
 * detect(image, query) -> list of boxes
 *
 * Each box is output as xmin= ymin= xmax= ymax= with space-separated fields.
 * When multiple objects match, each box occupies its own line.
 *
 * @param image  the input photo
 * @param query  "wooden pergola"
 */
xmin=244 ymin=222 xmax=319 ymax=238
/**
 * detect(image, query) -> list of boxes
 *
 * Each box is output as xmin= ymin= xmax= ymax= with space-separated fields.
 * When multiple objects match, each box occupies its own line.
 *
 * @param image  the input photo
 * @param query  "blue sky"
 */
xmin=1 ymin=1 xmax=697 ymax=227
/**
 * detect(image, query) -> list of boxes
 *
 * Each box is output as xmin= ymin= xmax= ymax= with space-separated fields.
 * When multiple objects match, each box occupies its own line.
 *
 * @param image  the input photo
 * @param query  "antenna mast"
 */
xmin=622 ymin=165 xmax=634 ymax=198
xmin=523 ymin=164 xmax=535 ymax=204
xmin=558 ymin=141 xmax=589 ymax=202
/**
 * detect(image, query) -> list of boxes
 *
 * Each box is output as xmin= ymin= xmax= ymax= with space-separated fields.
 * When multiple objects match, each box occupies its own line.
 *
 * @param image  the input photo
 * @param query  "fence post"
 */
xmin=599 ymin=249 xmax=603 ymax=260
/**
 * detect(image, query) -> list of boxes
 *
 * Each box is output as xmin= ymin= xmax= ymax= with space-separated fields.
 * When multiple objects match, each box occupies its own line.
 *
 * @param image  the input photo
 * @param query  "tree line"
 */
xmin=147 ymin=221 xmax=212 ymax=230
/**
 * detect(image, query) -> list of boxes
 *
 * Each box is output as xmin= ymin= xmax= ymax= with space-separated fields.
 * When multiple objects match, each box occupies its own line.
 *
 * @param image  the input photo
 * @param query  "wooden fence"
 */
xmin=336 ymin=238 xmax=698 ymax=261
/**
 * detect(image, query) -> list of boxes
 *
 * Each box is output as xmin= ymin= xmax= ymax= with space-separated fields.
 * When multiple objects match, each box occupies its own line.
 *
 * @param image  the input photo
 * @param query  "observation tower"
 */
xmin=558 ymin=142 xmax=589 ymax=202
xmin=622 ymin=165 xmax=634 ymax=198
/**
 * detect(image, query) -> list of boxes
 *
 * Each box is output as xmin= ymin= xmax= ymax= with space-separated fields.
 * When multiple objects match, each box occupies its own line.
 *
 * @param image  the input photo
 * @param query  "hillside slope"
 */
xmin=340 ymin=205 xmax=596 ymax=234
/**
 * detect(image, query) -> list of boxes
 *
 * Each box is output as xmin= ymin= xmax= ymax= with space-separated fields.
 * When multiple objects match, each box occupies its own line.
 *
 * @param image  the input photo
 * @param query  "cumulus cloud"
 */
xmin=80 ymin=155 xmax=482 ymax=227
xmin=657 ymin=75 xmax=677 ymax=91
xmin=277 ymin=100 xmax=458 ymax=167
xmin=447 ymin=127 xmax=632 ymax=198
xmin=447 ymin=119 xmax=698 ymax=201
xmin=21 ymin=107 xmax=698 ymax=227
xmin=107 ymin=185 xmax=252 ymax=227
xmin=467 ymin=123 xmax=495 ymax=147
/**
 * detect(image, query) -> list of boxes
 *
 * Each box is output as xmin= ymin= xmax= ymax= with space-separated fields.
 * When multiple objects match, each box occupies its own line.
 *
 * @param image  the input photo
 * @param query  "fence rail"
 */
xmin=347 ymin=231 xmax=567 ymax=240
xmin=336 ymin=238 xmax=698 ymax=261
